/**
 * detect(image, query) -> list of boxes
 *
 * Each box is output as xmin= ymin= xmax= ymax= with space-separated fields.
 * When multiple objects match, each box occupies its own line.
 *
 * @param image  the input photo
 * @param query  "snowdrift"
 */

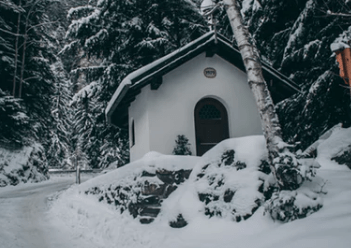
xmin=76 ymin=136 xmax=272 ymax=225
xmin=0 ymin=144 xmax=49 ymax=187
xmin=49 ymin=128 xmax=351 ymax=248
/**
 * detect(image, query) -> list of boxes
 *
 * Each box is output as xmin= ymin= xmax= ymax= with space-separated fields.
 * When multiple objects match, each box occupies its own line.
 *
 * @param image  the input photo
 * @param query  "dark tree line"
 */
xmin=242 ymin=0 xmax=351 ymax=150
xmin=1 ymin=0 xmax=350 ymax=171
xmin=0 ymin=0 xmax=56 ymax=147
xmin=60 ymin=0 xmax=207 ymax=168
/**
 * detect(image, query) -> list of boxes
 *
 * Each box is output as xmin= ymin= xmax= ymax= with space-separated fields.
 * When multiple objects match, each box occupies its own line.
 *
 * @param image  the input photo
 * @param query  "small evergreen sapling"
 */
xmin=172 ymin=135 xmax=192 ymax=156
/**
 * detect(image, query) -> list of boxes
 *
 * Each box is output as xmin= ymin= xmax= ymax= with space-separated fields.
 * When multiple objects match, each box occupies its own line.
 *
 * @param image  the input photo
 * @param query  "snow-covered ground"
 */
xmin=1 ymin=127 xmax=351 ymax=248
xmin=0 ymin=176 xmax=96 ymax=248
xmin=48 ymin=127 xmax=351 ymax=248
xmin=0 ymin=144 xmax=48 ymax=187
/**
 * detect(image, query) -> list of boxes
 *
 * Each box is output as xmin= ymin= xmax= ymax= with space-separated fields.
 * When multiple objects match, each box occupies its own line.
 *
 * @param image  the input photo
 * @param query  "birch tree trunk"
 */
xmin=222 ymin=0 xmax=303 ymax=190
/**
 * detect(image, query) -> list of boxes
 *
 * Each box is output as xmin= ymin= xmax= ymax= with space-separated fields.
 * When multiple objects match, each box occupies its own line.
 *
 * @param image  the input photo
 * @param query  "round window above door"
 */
xmin=194 ymin=98 xmax=229 ymax=156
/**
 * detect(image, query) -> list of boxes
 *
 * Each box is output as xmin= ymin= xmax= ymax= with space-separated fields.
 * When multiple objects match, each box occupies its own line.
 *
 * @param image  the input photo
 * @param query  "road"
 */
xmin=0 ymin=178 xmax=94 ymax=248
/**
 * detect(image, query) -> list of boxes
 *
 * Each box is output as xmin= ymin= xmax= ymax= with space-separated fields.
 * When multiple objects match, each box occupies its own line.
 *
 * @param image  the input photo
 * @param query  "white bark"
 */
xmin=222 ymin=0 xmax=302 ymax=190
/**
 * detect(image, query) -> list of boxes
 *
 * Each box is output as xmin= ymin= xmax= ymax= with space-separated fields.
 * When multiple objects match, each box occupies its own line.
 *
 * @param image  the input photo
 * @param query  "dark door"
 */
xmin=194 ymin=98 xmax=229 ymax=156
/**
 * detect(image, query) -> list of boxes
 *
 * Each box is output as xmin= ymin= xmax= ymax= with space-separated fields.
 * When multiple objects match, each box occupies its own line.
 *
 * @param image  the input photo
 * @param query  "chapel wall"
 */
xmin=143 ymin=53 xmax=263 ymax=158
xmin=129 ymin=86 xmax=151 ymax=161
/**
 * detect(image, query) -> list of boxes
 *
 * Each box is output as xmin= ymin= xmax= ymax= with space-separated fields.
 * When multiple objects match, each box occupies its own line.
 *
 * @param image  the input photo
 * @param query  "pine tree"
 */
xmin=61 ymin=0 xmax=206 ymax=168
xmin=0 ymin=0 xmax=74 ymax=183
xmin=0 ymin=89 xmax=31 ymax=145
xmin=0 ymin=0 xmax=58 ymax=146
xmin=173 ymin=135 xmax=192 ymax=155
xmin=71 ymin=88 xmax=95 ymax=168
xmin=243 ymin=0 xmax=351 ymax=150
xmin=46 ymin=60 xmax=73 ymax=168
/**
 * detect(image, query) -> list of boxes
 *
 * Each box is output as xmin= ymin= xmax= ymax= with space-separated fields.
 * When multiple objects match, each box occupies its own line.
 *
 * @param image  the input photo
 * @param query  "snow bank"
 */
xmin=0 ymin=144 xmax=49 ymax=187
xmin=51 ymin=136 xmax=270 ymax=226
xmin=168 ymin=136 xmax=269 ymax=222
xmin=48 ymin=132 xmax=351 ymax=248
xmin=316 ymin=125 xmax=351 ymax=170
xmin=76 ymin=136 xmax=270 ymax=225
xmin=79 ymin=152 xmax=199 ymax=190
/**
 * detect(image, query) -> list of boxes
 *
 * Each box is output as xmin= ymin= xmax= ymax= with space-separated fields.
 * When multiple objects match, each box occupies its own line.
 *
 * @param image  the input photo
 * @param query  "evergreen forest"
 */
xmin=1 ymin=0 xmax=350 ymax=171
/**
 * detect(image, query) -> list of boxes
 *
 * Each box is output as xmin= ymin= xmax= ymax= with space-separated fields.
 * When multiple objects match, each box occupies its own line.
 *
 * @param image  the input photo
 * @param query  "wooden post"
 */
xmin=76 ymin=165 xmax=80 ymax=184
xmin=332 ymin=45 xmax=351 ymax=125
xmin=75 ymin=157 xmax=80 ymax=184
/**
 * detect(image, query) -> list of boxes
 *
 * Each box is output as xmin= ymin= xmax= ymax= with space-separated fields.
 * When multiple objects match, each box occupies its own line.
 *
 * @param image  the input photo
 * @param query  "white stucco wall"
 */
xmin=129 ymin=52 xmax=263 ymax=161
xmin=129 ymin=86 xmax=151 ymax=161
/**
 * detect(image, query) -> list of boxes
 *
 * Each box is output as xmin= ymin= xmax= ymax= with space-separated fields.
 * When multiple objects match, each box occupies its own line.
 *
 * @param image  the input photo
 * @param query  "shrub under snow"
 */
xmin=84 ymin=152 xmax=199 ymax=224
xmin=185 ymin=136 xmax=271 ymax=222
xmin=72 ymin=134 xmax=339 ymax=226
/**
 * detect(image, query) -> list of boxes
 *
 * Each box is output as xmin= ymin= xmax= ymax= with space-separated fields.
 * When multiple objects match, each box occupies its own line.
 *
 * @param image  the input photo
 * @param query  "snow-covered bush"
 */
xmin=187 ymin=136 xmax=270 ymax=222
xmin=263 ymin=125 xmax=351 ymax=222
xmin=78 ymin=136 xmax=327 ymax=226
xmin=0 ymin=144 xmax=49 ymax=187
xmin=265 ymin=189 xmax=322 ymax=222
xmin=84 ymin=153 xmax=198 ymax=224
xmin=83 ymin=137 xmax=273 ymax=225
xmin=332 ymin=146 xmax=351 ymax=169
xmin=317 ymin=125 xmax=351 ymax=171
xmin=0 ymin=91 xmax=32 ymax=146
xmin=172 ymin=135 xmax=192 ymax=156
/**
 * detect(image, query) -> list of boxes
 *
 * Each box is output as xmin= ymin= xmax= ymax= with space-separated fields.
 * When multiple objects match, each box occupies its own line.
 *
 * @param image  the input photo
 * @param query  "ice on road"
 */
xmin=0 ymin=178 xmax=95 ymax=248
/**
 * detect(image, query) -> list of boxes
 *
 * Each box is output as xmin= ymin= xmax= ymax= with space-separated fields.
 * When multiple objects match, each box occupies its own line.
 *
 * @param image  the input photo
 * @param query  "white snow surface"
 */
xmin=46 ymin=132 xmax=351 ymax=248
xmin=200 ymin=0 xmax=215 ymax=15
xmin=331 ymin=25 xmax=351 ymax=53
xmin=2 ymin=130 xmax=351 ymax=248
xmin=0 ymin=144 xmax=48 ymax=187
xmin=0 ymin=146 xmax=34 ymax=173
xmin=241 ymin=0 xmax=262 ymax=17
xmin=316 ymin=125 xmax=351 ymax=170
xmin=0 ymin=176 xmax=95 ymax=248
xmin=79 ymin=151 xmax=200 ymax=189
xmin=330 ymin=42 xmax=350 ymax=52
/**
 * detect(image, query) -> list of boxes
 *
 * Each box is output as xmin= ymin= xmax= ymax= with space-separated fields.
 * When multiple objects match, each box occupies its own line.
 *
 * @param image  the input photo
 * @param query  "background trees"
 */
xmin=0 ymin=0 xmax=74 ymax=172
xmin=1 ymin=0 xmax=350 ymax=170
xmin=241 ymin=0 xmax=351 ymax=150
xmin=0 ymin=0 xmax=57 ymax=147
xmin=60 ymin=0 xmax=207 ymax=168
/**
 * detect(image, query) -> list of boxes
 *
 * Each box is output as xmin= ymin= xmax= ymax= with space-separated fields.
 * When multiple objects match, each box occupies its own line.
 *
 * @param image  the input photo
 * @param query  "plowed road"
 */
xmin=0 ymin=178 xmax=93 ymax=248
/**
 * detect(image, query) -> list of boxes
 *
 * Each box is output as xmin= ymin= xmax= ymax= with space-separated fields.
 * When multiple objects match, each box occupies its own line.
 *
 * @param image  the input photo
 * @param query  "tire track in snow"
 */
xmin=0 ymin=179 xmax=89 ymax=248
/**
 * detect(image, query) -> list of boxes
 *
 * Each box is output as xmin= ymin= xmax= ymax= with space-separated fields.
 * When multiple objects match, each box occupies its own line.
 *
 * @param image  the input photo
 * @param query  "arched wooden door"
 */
xmin=194 ymin=98 xmax=229 ymax=156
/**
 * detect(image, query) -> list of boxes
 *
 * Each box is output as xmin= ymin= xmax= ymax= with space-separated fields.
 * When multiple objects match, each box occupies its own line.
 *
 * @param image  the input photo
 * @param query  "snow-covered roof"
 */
xmin=106 ymin=31 xmax=300 ymax=127
xmin=330 ymin=42 xmax=350 ymax=52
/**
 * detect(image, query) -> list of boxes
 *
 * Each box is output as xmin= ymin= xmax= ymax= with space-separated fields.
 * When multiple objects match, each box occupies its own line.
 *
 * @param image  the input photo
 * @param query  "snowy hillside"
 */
xmin=49 ymin=128 xmax=351 ymax=248
xmin=0 ymin=144 xmax=49 ymax=187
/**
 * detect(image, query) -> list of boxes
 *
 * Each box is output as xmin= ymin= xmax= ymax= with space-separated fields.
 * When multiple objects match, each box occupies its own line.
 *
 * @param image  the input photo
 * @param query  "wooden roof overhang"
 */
xmin=106 ymin=32 xmax=300 ymax=128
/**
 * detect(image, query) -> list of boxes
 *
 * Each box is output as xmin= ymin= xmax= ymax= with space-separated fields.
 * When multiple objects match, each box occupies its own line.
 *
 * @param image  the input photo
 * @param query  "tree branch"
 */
xmin=327 ymin=10 xmax=351 ymax=17
xmin=0 ymin=28 xmax=25 ymax=37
